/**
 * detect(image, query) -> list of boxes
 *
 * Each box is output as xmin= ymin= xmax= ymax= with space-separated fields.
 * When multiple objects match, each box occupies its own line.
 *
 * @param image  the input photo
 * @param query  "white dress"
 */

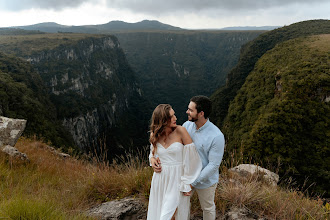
xmin=147 ymin=142 xmax=202 ymax=220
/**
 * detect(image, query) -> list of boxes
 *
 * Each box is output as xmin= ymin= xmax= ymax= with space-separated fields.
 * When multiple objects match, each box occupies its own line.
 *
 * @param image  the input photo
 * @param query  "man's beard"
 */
xmin=188 ymin=115 xmax=198 ymax=122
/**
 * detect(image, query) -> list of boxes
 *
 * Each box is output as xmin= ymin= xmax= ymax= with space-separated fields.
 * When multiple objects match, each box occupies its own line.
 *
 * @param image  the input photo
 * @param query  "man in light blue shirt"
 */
xmin=183 ymin=95 xmax=225 ymax=220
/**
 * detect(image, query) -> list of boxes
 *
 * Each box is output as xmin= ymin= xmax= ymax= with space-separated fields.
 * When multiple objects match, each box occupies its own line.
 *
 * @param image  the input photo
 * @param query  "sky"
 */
xmin=0 ymin=0 xmax=329 ymax=29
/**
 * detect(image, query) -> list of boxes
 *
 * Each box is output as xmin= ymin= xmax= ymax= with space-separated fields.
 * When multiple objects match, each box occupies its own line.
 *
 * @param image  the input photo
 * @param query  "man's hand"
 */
xmin=151 ymin=157 xmax=162 ymax=173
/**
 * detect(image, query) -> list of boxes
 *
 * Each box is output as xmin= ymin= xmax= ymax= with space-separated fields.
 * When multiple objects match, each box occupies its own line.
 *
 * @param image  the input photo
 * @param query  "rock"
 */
xmin=2 ymin=145 xmax=29 ymax=161
xmin=0 ymin=116 xmax=29 ymax=161
xmin=87 ymin=197 xmax=147 ymax=220
xmin=45 ymin=145 xmax=70 ymax=159
xmin=222 ymin=206 xmax=260 ymax=220
xmin=229 ymin=164 xmax=279 ymax=186
xmin=0 ymin=116 xmax=27 ymax=148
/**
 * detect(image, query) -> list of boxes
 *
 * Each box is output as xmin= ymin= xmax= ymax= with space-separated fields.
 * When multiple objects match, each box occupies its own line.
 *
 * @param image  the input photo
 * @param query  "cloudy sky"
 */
xmin=0 ymin=0 xmax=329 ymax=29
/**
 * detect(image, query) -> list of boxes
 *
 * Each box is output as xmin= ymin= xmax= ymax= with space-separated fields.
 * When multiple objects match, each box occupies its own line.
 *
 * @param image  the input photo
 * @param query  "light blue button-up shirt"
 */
xmin=183 ymin=119 xmax=225 ymax=189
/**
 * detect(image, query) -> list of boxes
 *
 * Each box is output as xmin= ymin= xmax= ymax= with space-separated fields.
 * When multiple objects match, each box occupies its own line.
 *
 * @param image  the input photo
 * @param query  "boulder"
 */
xmin=0 ymin=116 xmax=29 ymax=161
xmin=0 ymin=116 xmax=27 ymax=148
xmin=229 ymin=164 xmax=279 ymax=186
xmin=2 ymin=145 xmax=29 ymax=161
xmin=87 ymin=197 xmax=147 ymax=220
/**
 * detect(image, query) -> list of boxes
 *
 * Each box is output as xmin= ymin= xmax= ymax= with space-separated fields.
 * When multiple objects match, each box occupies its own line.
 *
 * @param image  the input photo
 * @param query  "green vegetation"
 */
xmin=223 ymin=34 xmax=330 ymax=196
xmin=211 ymin=19 xmax=330 ymax=127
xmin=0 ymin=138 xmax=328 ymax=219
xmin=0 ymin=32 xmax=104 ymax=57
xmin=0 ymin=52 xmax=75 ymax=149
xmin=115 ymin=30 xmax=263 ymax=122
xmin=0 ymin=33 xmax=151 ymax=156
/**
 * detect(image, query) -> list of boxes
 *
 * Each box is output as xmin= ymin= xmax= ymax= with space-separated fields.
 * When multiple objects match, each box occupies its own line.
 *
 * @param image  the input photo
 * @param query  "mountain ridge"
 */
xmin=11 ymin=20 xmax=182 ymax=33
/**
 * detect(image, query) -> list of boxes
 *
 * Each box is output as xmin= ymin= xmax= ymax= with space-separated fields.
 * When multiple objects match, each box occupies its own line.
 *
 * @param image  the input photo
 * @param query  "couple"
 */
xmin=147 ymin=95 xmax=225 ymax=220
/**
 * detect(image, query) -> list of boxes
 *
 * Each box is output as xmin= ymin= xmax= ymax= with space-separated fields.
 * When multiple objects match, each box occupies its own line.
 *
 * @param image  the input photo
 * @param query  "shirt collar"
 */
xmin=194 ymin=119 xmax=210 ymax=132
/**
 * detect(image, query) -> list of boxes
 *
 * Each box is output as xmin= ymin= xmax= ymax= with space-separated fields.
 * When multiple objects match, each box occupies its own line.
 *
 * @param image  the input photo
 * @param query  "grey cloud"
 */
xmin=0 ymin=0 xmax=93 ymax=11
xmin=1 ymin=0 xmax=328 ymax=14
xmin=105 ymin=0 xmax=329 ymax=15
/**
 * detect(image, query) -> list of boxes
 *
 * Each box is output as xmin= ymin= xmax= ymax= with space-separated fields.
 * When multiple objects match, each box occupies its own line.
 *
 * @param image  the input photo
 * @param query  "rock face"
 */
xmin=0 ymin=116 xmax=29 ymax=160
xmin=87 ymin=197 xmax=147 ymax=220
xmin=229 ymin=164 xmax=279 ymax=186
xmin=24 ymin=35 xmax=149 ymax=153
xmin=0 ymin=116 xmax=26 ymax=148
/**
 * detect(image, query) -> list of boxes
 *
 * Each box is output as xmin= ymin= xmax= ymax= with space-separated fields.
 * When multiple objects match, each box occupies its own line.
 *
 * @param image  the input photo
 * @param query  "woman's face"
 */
xmin=168 ymin=108 xmax=177 ymax=128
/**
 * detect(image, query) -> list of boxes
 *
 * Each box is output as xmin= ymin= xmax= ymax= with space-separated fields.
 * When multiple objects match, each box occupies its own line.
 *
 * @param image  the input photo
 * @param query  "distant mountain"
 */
xmin=221 ymin=26 xmax=281 ymax=30
xmin=12 ymin=20 xmax=182 ymax=33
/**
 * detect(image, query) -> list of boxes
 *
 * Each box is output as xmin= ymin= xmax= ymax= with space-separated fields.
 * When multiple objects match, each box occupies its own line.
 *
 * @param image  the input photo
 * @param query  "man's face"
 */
xmin=186 ymin=101 xmax=199 ymax=122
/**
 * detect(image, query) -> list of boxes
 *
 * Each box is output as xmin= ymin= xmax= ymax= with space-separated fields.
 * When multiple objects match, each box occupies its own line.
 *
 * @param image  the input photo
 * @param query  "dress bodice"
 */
xmin=156 ymin=142 xmax=183 ymax=165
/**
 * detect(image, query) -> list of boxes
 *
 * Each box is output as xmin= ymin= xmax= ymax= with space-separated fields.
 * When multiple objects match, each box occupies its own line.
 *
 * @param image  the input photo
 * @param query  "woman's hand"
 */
xmin=151 ymin=157 xmax=162 ymax=173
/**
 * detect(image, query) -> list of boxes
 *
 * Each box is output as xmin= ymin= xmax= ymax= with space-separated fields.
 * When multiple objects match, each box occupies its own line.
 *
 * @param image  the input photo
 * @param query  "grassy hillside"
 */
xmin=0 ymin=138 xmax=328 ymax=219
xmin=211 ymin=19 xmax=330 ymax=128
xmin=0 ymin=33 xmax=102 ymax=57
xmin=223 ymin=34 xmax=330 ymax=196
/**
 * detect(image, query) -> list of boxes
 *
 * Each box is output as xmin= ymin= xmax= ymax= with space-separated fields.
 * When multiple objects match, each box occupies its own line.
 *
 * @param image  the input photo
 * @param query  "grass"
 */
xmin=0 ymin=137 xmax=152 ymax=219
xmin=0 ymin=137 xmax=328 ymax=219
xmin=0 ymin=33 xmax=105 ymax=56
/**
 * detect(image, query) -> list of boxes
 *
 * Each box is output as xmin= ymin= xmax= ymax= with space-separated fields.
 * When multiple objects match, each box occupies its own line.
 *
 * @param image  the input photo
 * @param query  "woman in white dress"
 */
xmin=147 ymin=104 xmax=202 ymax=220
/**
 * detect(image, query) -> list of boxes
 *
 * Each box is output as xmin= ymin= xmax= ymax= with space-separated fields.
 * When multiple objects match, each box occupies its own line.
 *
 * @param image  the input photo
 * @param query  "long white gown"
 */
xmin=147 ymin=142 xmax=202 ymax=220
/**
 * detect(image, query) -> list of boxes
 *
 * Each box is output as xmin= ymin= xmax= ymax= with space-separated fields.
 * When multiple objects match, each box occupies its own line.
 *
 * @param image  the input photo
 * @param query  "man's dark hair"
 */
xmin=190 ymin=95 xmax=212 ymax=118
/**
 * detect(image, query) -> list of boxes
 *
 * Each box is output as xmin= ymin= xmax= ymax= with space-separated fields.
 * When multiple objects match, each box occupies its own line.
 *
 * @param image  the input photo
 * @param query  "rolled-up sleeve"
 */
xmin=192 ymin=135 xmax=224 ymax=186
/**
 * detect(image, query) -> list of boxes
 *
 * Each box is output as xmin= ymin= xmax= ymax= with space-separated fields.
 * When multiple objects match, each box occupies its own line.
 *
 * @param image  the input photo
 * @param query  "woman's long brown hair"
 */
xmin=149 ymin=104 xmax=172 ymax=155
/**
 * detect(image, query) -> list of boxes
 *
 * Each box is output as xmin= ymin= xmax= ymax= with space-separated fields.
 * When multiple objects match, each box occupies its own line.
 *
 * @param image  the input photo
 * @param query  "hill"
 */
xmin=221 ymin=34 xmax=330 ymax=195
xmin=12 ymin=20 xmax=182 ymax=33
xmin=211 ymin=19 xmax=330 ymax=128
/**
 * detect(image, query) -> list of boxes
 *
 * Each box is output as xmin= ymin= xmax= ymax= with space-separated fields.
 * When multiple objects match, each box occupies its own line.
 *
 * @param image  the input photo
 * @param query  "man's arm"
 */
xmin=192 ymin=135 xmax=224 ymax=186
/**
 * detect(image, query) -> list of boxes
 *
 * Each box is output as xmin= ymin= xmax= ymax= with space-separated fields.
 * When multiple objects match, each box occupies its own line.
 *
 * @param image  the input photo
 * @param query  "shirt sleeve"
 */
xmin=180 ymin=143 xmax=202 ymax=192
xmin=191 ymin=135 xmax=225 ymax=187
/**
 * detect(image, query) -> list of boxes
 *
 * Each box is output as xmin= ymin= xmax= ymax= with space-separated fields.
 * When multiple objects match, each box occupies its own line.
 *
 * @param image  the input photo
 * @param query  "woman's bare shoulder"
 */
xmin=175 ymin=125 xmax=188 ymax=134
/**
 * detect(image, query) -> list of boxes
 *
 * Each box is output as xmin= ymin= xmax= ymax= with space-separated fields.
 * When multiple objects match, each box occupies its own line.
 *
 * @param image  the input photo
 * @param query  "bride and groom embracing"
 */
xmin=147 ymin=95 xmax=225 ymax=220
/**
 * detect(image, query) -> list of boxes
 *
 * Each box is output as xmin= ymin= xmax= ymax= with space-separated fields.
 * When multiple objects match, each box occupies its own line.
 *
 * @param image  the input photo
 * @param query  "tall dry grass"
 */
xmin=0 ymin=137 xmax=328 ymax=219
xmin=0 ymin=137 xmax=153 ymax=219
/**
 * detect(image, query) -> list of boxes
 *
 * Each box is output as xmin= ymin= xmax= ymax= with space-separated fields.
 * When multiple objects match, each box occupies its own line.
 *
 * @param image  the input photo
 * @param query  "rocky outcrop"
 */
xmin=229 ymin=164 xmax=279 ymax=186
xmin=0 ymin=116 xmax=26 ymax=147
xmin=87 ymin=197 xmax=147 ymax=220
xmin=0 ymin=116 xmax=29 ymax=160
